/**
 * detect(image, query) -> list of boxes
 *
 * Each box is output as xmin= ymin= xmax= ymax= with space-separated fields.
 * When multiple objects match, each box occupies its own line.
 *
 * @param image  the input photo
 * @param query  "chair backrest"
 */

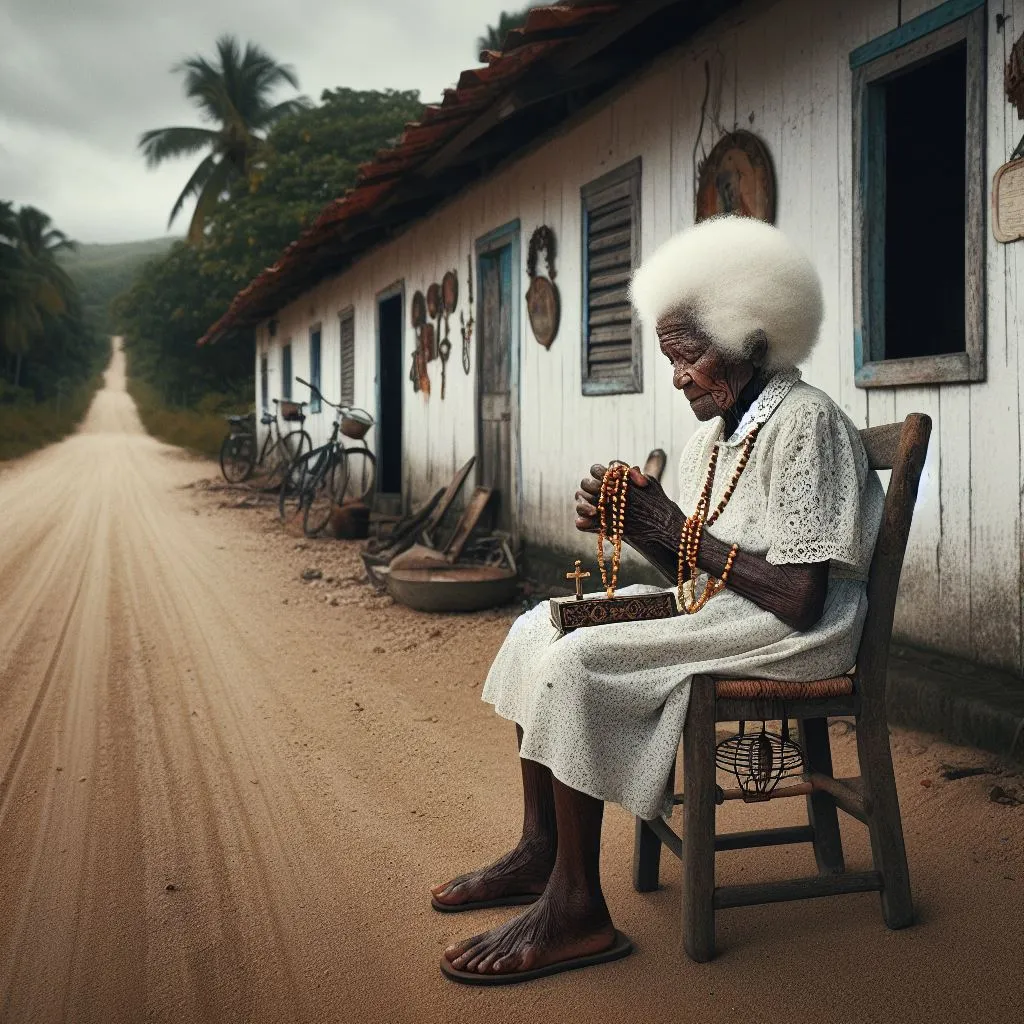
xmin=855 ymin=415 xmax=932 ymax=706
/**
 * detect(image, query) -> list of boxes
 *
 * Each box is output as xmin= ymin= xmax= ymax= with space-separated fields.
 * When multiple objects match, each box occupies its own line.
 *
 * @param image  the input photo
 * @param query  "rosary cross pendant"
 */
xmin=566 ymin=560 xmax=591 ymax=600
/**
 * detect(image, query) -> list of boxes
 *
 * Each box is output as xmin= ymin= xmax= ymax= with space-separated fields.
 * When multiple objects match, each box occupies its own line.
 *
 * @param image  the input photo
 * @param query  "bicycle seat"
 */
xmin=260 ymin=412 xmax=275 ymax=425
xmin=227 ymin=414 xmax=251 ymax=427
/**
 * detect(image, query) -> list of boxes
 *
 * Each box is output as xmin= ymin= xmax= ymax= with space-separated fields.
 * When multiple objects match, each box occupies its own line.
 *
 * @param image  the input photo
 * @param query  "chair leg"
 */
xmin=682 ymin=676 xmax=717 ymax=962
xmin=798 ymin=717 xmax=846 ymax=875
xmin=633 ymin=817 xmax=662 ymax=892
xmin=856 ymin=709 xmax=914 ymax=929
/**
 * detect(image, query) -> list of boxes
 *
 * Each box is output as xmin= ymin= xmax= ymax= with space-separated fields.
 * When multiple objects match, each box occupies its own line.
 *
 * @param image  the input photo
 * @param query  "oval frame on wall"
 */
xmin=695 ymin=130 xmax=776 ymax=224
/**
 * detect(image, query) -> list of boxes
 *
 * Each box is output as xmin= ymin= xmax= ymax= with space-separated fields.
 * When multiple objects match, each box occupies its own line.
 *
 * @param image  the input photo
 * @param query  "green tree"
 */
xmin=0 ymin=202 xmax=102 ymax=397
xmin=0 ymin=203 xmax=79 ymax=388
xmin=139 ymin=35 xmax=309 ymax=243
xmin=116 ymin=87 xmax=423 ymax=406
xmin=476 ymin=6 xmax=538 ymax=55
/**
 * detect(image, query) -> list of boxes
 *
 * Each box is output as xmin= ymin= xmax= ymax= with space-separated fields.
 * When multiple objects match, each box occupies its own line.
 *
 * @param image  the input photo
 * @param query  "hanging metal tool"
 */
xmin=459 ymin=254 xmax=474 ymax=375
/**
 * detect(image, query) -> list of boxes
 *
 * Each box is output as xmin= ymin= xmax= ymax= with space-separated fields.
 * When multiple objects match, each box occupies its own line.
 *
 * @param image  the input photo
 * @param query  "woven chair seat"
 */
xmin=714 ymin=676 xmax=854 ymax=700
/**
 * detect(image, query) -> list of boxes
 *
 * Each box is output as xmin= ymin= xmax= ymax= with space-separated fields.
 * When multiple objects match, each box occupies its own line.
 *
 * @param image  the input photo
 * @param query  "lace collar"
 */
xmin=719 ymin=368 xmax=802 ymax=447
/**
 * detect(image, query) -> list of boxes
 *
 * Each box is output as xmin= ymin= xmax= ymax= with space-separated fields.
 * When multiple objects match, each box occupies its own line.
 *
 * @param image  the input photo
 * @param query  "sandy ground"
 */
xmin=1 ymin=342 xmax=1022 ymax=1024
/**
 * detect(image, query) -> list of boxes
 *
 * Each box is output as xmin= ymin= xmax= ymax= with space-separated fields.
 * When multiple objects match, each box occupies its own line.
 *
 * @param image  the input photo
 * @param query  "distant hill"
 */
xmin=60 ymin=237 xmax=178 ymax=334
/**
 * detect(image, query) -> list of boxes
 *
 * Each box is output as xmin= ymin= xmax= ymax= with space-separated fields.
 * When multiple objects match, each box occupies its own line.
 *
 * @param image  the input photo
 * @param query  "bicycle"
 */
xmin=219 ymin=399 xmax=312 ymax=488
xmin=278 ymin=377 xmax=377 ymax=538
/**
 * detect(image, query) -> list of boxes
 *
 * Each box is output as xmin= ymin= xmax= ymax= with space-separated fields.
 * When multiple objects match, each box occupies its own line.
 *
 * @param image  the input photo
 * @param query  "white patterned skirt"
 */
xmin=481 ymin=581 xmax=867 ymax=820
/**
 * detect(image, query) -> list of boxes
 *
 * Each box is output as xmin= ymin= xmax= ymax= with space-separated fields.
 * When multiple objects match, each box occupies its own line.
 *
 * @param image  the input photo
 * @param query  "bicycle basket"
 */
xmin=280 ymin=400 xmax=304 ymax=422
xmin=341 ymin=408 xmax=374 ymax=440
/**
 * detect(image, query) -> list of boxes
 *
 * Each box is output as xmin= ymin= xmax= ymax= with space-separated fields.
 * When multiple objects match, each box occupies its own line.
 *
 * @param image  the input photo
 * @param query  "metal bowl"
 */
xmin=386 ymin=565 xmax=518 ymax=613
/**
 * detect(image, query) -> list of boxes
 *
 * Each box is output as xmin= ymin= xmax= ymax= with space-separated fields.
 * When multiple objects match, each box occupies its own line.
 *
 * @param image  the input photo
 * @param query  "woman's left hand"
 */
xmin=575 ymin=464 xmax=651 ymax=533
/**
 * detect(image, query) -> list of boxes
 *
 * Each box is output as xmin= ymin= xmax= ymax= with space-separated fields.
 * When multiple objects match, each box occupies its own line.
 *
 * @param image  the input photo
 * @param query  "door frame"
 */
xmin=474 ymin=219 xmax=521 ymax=546
xmin=375 ymin=279 xmax=405 ymax=502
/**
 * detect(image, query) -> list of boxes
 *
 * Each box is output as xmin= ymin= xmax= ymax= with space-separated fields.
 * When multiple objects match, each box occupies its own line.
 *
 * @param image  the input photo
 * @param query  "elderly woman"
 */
xmin=432 ymin=217 xmax=883 ymax=984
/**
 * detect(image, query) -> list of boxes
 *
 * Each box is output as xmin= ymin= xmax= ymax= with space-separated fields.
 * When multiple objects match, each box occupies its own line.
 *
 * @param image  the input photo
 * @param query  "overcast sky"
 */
xmin=0 ymin=0 xmax=517 ymax=244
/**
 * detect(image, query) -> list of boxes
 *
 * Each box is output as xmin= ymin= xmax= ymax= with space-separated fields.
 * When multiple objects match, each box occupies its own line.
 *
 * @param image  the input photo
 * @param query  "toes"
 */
xmin=463 ymin=945 xmax=495 ymax=972
xmin=490 ymin=950 xmax=524 ymax=974
xmin=434 ymin=880 xmax=469 ymax=905
xmin=444 ymin=933 xmax=484 ymax=962
xmin=451 ymin=938 xmax=491 ymax=969
xmin=493 ymin=944 xmax=538 ymax=974
xmin=474 ymin=949 xmax=505 ymax=974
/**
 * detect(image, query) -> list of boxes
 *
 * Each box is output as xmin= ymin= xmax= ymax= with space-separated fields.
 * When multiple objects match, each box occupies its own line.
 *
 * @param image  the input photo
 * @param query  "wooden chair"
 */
xmin=632 ymin=414 xmax=932 ymax=962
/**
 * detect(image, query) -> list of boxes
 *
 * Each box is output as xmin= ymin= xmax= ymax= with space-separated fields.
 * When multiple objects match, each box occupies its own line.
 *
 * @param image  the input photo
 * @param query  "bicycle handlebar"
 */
xmin=295 ymin=377 xmax=371 ymax=422
xmin=295 ymin=375 xmax=336 ymax=407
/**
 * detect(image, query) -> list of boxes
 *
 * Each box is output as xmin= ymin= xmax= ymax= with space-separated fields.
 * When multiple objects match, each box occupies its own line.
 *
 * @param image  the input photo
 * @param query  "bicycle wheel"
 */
xmin=303 ymin=457 xmax=341 ymax=537
xmin=220 ymin=434 xmax=255 ymax=483
xmin=279 ymin=449 xmax=318 ymax=523
xmin=264 ymin=429 xmax=312 ymax=490
xmin=334 ymin=448 xmax=377 ymax=505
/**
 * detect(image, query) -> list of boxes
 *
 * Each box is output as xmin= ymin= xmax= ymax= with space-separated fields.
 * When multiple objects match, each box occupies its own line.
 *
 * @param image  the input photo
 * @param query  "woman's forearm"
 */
xmin=623 ymin=496 xmax=828 ymax=631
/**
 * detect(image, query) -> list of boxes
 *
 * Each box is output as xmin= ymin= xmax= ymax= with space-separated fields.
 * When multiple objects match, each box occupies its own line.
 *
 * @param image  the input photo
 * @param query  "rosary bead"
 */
xmin=677 ymin=427 xmax=757 ymax=613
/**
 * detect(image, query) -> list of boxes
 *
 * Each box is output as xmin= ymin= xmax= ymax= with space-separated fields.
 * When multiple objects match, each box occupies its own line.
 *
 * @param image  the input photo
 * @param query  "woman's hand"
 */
xmin=575 ymin=463 xmax=654 ymax=534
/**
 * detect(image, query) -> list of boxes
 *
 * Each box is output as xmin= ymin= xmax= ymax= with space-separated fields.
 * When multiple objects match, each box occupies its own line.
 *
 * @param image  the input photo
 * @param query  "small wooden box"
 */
xmin=550 ymin=591 xmax=679 ymax=633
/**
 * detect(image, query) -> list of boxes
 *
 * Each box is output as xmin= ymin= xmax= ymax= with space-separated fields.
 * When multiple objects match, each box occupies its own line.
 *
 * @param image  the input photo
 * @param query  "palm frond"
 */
xmin=167 ymin=152 xmax=218 ymax=228
xmin=138 ymin=125 xmax=221 ymax=167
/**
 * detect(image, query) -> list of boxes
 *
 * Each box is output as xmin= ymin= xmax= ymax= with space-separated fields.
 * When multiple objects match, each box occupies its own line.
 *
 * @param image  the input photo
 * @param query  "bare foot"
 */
xmin=443 ymin=889 xmax=615 ymax=975
xmin=431 ymin=836 xmax=555 ymax=908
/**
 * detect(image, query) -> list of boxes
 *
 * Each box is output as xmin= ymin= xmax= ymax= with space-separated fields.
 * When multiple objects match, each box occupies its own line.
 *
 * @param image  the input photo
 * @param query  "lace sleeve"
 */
xmin=764 ymin=400 xmax=865 ymax=567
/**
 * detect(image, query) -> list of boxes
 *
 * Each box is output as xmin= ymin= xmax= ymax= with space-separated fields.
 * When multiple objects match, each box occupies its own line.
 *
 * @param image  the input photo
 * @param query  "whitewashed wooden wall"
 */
xmin=258 ymin=0 xmax=1024 ymax=674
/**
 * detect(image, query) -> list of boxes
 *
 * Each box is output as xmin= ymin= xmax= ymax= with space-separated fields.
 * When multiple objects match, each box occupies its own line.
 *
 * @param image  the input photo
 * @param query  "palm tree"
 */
xmin=0 ymin=204 xmax=76 ymax=388
xmin=139 ymin=35 xmax=309 ymax=243
xmin=476 ymin=7 xmax=538 ymax=56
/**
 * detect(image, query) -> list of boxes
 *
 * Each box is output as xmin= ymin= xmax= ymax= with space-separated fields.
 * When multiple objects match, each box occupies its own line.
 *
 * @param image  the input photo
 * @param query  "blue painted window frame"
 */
xmin=309 ymin=325 xmax=322 ymax=412
xmin=851 ymin=0 xmax=986 ymax=387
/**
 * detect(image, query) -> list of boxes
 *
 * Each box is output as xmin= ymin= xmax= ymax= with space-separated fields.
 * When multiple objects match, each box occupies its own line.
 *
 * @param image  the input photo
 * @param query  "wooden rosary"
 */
xmin=677 ymin=424 xmax=760 ymax=614
xmin=596 ymin=461 xmax=632 ymax=597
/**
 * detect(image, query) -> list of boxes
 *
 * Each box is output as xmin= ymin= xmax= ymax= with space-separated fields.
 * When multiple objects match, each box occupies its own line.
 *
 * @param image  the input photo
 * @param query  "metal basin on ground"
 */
xmin=385 ymin=565 xmax=519 ymax=612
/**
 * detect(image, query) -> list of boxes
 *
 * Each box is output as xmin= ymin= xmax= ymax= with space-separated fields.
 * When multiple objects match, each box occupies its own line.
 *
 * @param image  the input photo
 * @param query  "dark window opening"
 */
xmin=309 ymin=327 xmax=322 ymax=412
xmin=281 ymin=344 xmax=292 ymax=400
xmin=881 ymin=45 xmax=967 ymax=360
xmin=260 ymin=355 xmax=268 ymax=411
xmin=377 ymin=294 xmax=404 ymax=495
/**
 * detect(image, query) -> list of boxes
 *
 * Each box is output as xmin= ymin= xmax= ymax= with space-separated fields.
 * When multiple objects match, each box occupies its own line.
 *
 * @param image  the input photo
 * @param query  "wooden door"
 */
xmin=478 ymin=243 xmax=514 ymax=533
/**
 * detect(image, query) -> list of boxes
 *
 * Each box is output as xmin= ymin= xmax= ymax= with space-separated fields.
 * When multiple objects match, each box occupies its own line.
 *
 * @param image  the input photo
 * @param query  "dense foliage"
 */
xmin=0 ymin=201 xmax=105 ymax=402
xmin=115 ymin=86 xmax=423 ymax=407
xmin=140 ymin=36 xmax=310 ymax=243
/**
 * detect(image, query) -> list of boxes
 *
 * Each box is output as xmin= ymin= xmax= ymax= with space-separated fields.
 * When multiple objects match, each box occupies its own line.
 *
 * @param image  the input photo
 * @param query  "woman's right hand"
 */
xmin=574 ymin=464 xmax=606 ymax=533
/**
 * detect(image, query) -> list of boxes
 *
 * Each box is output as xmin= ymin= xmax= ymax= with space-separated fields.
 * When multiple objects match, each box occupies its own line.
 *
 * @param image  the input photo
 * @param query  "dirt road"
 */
xmin=1 ymin=342 xmax=1022 ymax=1023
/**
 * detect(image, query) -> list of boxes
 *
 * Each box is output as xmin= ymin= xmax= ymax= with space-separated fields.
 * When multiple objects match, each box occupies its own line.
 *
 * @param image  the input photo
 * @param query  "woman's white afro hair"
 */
xmin=629 ymin=216 xmax=824 ymax=370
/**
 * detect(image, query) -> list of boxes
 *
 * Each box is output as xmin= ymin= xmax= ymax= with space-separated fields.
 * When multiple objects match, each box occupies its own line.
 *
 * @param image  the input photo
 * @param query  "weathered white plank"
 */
xmin=969 ymin=0 xmax=1020 ymax=670
xmin=892 ymin=386 xmax=942 ymax=649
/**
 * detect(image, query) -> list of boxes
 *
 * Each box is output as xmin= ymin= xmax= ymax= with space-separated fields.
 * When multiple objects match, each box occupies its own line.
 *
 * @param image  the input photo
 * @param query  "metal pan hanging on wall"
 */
xmin=426 ymin=282 xmax=442 ymax=320
xmin=411 ymin=290 xmax=426 ymax=328
xmin=441 ymin=270 xmax=458 ymax=314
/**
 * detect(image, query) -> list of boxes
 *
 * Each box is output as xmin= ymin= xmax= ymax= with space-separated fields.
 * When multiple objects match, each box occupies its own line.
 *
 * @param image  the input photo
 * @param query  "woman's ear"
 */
xmin=746 ymin=330 xmax=769 ymax=367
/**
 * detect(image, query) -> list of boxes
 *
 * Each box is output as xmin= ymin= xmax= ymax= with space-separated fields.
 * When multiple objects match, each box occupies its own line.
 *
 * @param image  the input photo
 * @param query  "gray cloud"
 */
xmin=0 ymin=0 xmax=515 ymax=242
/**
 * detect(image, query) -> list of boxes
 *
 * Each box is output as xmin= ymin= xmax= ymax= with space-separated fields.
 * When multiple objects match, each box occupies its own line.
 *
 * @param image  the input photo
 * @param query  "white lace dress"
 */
xmin=481 ymin=371 xmax=884 ymax=820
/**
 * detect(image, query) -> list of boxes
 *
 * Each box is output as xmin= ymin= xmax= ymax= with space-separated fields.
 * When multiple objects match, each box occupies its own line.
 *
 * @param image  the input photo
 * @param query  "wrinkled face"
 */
xmin=657 ymin=312 xmax=757 ymax=421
